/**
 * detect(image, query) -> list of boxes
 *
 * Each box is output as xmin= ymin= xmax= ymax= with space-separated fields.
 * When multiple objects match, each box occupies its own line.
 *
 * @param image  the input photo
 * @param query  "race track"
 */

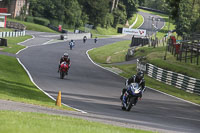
xmin=17 ymin=12 xmax=200 ymax=133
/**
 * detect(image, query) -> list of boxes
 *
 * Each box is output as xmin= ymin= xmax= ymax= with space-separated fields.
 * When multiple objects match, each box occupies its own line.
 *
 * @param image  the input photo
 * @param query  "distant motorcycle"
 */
xmin=121 ymin=83 xmax=143 ymax=111
xmin=59 ymin=61 xmax=69 ymax=79
xmin=69 ymin=40 xmax=75 ymax=50
xmin=83 ymin=36 xmax=87 ymax=43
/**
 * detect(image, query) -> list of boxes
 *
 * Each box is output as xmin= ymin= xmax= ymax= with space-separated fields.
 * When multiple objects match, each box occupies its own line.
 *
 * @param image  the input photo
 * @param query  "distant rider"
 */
xmin=120 ymin=71 xmax=145 ymax=100
xmin=83 ymin=36 xmax=87 ymax=43
xmin=94 ymin=37 xmax=97 ymax=43
xmin=69 ymin=40 xmax=75 ymax=50
xmin=58 ymin=53 xmax=71 ymax=73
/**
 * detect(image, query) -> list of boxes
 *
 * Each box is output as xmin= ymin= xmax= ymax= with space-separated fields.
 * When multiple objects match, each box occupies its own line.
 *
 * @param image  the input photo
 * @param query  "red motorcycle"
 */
xmin=59 ymin=61 xmax=69 ymax=79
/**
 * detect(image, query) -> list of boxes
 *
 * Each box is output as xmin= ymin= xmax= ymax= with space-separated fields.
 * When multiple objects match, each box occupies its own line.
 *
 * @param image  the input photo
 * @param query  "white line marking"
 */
xmin=16 ymin=35 xmax=35 ymax=55
xmin=17 ymin=58 xmax=87 ymax=113
xmin=18 ymin=35 xmax=35 ymax=46
xmin=137 ymin=14 xmax=145 ymax=29
xmin=42 ymin=39 xmax=54 ymax=45
xmin=86 ymin=48 xmax=200 ymax=107
xmin=129 ymin=14 xmax=138 ymax=29
xmin=16 ymin=46 xmax=28 ymax=55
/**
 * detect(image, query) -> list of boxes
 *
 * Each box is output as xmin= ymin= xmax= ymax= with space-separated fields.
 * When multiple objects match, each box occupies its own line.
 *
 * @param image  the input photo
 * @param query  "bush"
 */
xmin=50 ymin=19 xmax=71 ymax=29
xmin=33 ymin=17 xmax=50 ymax=26
xmin=25 ymin=16 xmax=34 ymax=23
xmin=25 ymin=16 xmax=50 ymax=26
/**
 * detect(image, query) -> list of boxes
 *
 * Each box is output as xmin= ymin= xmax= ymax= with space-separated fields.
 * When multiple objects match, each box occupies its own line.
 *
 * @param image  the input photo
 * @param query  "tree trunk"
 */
xmin=115 ymin=0 xmax=119 ymax=8
xmin=111 ymin=0 xmax=116 ymax=13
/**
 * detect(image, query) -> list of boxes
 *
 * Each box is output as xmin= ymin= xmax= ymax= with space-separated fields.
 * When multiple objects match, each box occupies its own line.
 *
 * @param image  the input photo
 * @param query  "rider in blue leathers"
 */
xmin=69 ymin=40 xmax=75 ymax=50
xmin=120 ymin=71 xmax=145 ymax=104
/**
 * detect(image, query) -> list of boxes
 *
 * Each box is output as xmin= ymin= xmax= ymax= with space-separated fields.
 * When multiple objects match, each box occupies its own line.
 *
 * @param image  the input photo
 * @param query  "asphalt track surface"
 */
xmin=17 ymin=12 xmax=200 ymax=133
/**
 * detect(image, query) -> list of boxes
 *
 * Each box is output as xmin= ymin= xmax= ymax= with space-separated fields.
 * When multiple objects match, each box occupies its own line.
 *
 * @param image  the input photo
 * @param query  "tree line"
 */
xmin=5 ymin=0 xmax=200 ymax=36
xmin=27 ymin=0 xmax=138 ymax=29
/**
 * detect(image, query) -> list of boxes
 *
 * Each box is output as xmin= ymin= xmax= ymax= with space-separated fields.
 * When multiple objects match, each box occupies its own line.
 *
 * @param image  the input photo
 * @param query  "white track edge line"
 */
xmin=137 ymin=14 xmax=145 ymax=29
xmin=86 ymin=49 xmax=200 ymax=107
xmin=18 ymin=35 xmax=35 ymax=46
xmin=42 ymin=39 xmax=54 ymax=45
xmin=16 ymin=46 xmax=28 ymax=55
xmin=129 ymin=14 xmax=138 ymax=29
xmin=16 ymin=35 xmax=35 ymax=55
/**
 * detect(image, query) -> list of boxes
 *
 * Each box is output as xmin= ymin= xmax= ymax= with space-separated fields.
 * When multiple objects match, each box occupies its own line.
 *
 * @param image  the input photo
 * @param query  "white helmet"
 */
xmin=64 ymin=53 xmax=68 ymax=57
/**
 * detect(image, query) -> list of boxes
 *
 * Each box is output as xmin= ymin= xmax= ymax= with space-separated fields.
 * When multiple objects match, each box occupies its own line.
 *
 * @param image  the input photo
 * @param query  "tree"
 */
xmin=122 ymin=0 xmax=138 ymax=19
xmin=167 ymin=0 xmax=200 ymax=36
xmin=111 ymin=0 xmax=116 ymax=13
xmin=80 ymin=0 xmax=110 ymax=28
xmin=166 ymin=0 xmax=181 ymax=19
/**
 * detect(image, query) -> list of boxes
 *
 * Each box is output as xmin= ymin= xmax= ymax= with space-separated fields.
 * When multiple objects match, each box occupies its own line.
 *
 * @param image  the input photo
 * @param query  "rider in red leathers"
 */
xmin=58 ymin=53 xmax=71 ymax=74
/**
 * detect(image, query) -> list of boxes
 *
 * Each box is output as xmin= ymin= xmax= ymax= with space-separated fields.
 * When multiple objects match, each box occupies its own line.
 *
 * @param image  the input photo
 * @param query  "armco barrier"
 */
xmin=0 ymin=31 xmax=25 ymax=38
xmin=137 ymin=60 xmax=200 ymax=95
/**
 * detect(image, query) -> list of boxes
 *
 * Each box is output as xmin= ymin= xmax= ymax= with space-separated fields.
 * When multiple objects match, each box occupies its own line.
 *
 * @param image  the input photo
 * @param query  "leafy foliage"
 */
xmin=167 ymin=0 xmax=200 ymax=35
xmin=27 ymin=0 xmax=138 ymax=29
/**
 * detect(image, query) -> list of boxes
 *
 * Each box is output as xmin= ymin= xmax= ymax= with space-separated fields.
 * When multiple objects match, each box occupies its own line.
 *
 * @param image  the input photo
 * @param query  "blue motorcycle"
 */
xmin=121 ymin=83 xmax=143 ymax=111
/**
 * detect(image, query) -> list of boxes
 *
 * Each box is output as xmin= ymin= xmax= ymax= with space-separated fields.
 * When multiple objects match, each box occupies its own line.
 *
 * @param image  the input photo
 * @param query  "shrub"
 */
xmin=25 ymin=16 xmax=34 ymax=23
xmin=33 ymin=17 xmax=50 ymax=26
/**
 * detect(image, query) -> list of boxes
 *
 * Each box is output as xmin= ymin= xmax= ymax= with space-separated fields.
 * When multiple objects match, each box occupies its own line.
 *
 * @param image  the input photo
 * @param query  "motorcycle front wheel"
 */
xmin=126 ymin=97 xmax=135 ymax=111
xmin=60 ymin=71 xmax=65 ymax=79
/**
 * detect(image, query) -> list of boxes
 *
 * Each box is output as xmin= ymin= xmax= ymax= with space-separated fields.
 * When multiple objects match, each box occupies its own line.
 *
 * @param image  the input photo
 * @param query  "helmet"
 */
xmin=136 ymin=71 xmax=144 ymax=80
xmin=64 ymin=53 xmax=68 ymax=58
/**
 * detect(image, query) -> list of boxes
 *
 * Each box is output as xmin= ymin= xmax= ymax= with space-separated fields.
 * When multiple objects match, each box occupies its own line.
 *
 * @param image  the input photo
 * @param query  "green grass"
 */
xmin=132 ymin=14 xmax=144 ymax=29
xmin=0 ymin=35 xmax=32 ymax=54
xmin=91 ymin=26 xmax=121 ymax=36
xmin=88 ymin=40 xmax=131 ymax=64
xmin=0 ymin=55 xmax=74 ymax=111
xmin=134 ymin=46 xmax=200 ymax=79
xmin=0 ymin=111 xmax=152 ymax=133
xmin=7 ymin=18 xmax=58 ymax=33
xmin=88 ymin=41 xmax=200 ymax=105
xmin=0 ymin=28 xmax=13 ymax=32
xmin=128 ymin=14 xmax=137 ymax=26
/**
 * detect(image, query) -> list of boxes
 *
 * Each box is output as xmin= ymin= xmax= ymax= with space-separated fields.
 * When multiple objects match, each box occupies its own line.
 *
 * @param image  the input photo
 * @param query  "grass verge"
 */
xmin=88 ymin=40 xmax=131 ymax=64
xmin=134 ymin=46 xmax=200 ymax=79
xmin=132 ymin=14 xmax=144 ymax=29
xmin=7 ymin=18 xmax=58 ymax=33
xmin=0 ymin=35 xmax=32 ymax=54
xmin=88 ymin=41 xmax=200 ymax=105
xmin=0 ymin=28 xmax=13 ymax=32
xmin=0 ymin=111 xmax=152 ymax=133
xmin=0 ymin=55 xmax=74 ymax=111
xmin=128 ymin=14 xmax=137 ymax=27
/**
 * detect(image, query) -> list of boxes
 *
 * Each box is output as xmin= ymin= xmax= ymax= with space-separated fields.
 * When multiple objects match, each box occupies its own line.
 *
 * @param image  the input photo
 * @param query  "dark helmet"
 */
xmin=136 ymin=71 xmax=144 ymax=80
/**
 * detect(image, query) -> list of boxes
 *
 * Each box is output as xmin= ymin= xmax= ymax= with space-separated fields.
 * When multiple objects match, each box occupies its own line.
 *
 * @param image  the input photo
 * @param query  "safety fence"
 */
xmin=137 ymin=60 xmax=200 ymax=95
xmin=0 ymin=30 xmax=26 ymax=38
